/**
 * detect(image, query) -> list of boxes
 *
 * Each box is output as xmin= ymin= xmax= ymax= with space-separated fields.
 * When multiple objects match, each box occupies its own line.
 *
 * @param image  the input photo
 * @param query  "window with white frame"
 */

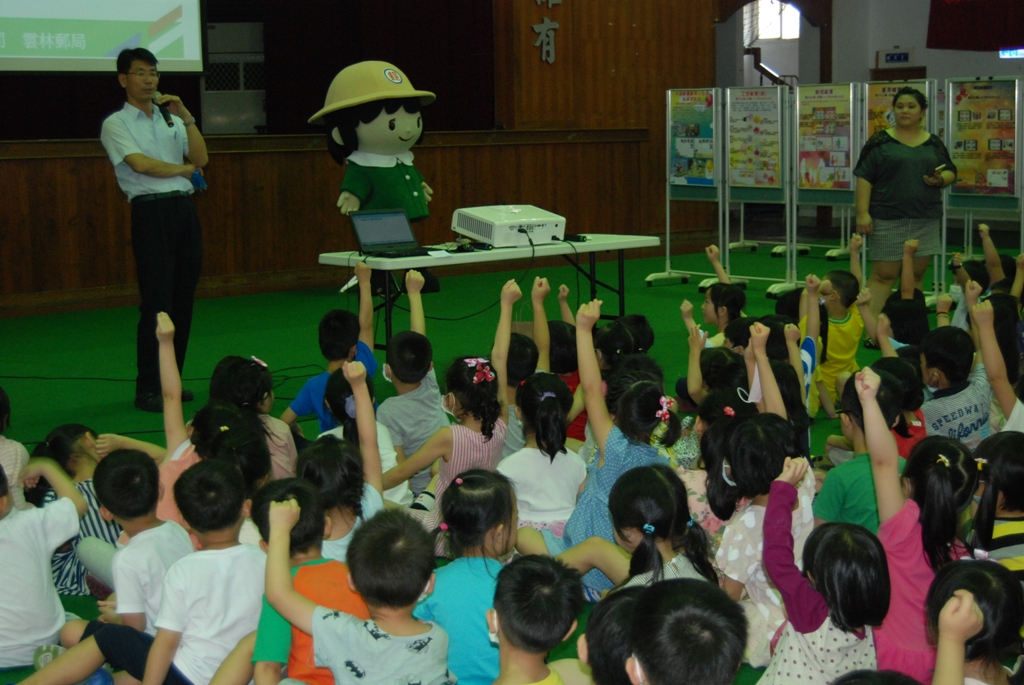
xmin=744 ymin=0 xmax=800 ymax=45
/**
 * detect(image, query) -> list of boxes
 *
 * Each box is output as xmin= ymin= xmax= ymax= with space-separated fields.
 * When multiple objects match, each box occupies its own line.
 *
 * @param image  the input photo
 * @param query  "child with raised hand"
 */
xmin=0 ymin=458 xmax=87 ymax=668
xmin=627 ymin=579 xmax=747 ymax=685
xmin=498 ymin=373 xmax=585 ymax=537
xmin=557 ymin=464 xmax=717 ymax=590
xmin=266 ymin=506 xmax=455 ymax=685
xmin=490 ymin=556 xmax=583 ymax=685
xmin=518 ymin=299 xmax=675 ymax=596
xmin=416 ymin=470 xmax=518 ymax=685
xmin=382 ymin=280 xmax=516 ymax=530
xmin=929 ymin=560 xmax=1024 ymax=685
xmin=968 ymin=432 xmax=1024 ymax=580
xmin=557 ymin=284 xmax=576 ymax=325
xmin=24 ymin=460 xmax=266 ymax=685
xmin=502 ymin=277 xmax=548 ymax=460
xmin=298 ymin=361 xmax=383 ymax=563
xmin=61 ymin=450 xmax=192 ymax=644
xmin=549 ymin=588 xmax=643 ymax=685
xmin=27 ymin=423 xmax=122 ymax=595
xmin=872 ymin=357 xmax=927 ymax=457
xmin=281 ymin=261 xmax=377 ymax=437
xmin=680 ymin=281 xmax=745 ymax=349
xmin=321 ymin=368 xmax=411 ymax=506
xmin=0 ymin=385 xmax=30 ymax=511
xmin=210 ymin=355 xmax=298 ymax=480
xmin=972 ymin=300 xmax=1024 ymax=432
xmin=860 ymin=366 xmax=978 ymax=683
xmin=760 ymin=456 xmax=890 ymax=683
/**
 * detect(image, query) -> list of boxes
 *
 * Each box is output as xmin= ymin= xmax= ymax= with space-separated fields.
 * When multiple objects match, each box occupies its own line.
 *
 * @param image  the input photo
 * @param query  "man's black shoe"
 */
xmin=182 ymin=389 xmax=194 ymax=402
xmin=134 ymin=392 xmax=163 ymax=413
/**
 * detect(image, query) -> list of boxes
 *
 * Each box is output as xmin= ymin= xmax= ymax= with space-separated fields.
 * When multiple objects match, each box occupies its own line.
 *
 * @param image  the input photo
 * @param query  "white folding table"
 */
xmin=319 ymin=234 xmax=659 ymax=348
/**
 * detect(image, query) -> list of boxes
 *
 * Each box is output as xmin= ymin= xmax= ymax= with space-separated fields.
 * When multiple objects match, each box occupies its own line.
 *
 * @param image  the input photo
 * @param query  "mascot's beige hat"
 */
xmin=308 ymin=61 xmax=435 ymax=124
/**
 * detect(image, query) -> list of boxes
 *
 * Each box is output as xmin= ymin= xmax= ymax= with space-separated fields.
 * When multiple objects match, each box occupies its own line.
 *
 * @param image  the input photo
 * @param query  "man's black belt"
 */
xmin=131 ymin=190 xmax=191 ymax=205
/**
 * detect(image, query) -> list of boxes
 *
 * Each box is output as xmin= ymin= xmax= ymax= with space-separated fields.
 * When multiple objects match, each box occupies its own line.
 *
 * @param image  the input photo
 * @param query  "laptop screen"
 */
xmin=351 ymin=210 xmax=417 ymax=248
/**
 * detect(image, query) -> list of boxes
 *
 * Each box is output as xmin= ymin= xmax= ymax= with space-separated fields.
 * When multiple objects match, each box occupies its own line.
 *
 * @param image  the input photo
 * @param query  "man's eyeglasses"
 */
xmin=127 ymin=71 xmax=160 ymax=79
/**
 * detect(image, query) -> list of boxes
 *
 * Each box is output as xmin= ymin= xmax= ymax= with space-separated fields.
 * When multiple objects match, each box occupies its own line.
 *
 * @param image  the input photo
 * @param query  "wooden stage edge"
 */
xmin=0 ymin=236 xmax=716 ymax=318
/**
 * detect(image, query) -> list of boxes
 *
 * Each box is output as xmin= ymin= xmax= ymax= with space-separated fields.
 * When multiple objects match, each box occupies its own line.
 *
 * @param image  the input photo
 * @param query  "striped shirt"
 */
xmin=987 ymin=516 xmax=1024 ymax=584
xmin=43 ymin=480 xmax=122 ymax=595
xmin=0 ymin=435 xmax=30 ymax=511
xmin=413 ymin=419 xmax=507 ymax=532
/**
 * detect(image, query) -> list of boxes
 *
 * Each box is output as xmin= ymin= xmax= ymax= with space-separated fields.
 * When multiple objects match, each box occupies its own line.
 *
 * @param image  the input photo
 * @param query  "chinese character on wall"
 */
xmin=533 ymin=17 xmax=559 ymax=64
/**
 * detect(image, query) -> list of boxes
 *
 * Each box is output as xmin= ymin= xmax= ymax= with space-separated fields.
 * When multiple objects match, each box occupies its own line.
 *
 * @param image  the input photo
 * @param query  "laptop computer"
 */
xmin=350 ymin=209 xmax=430 ymax=258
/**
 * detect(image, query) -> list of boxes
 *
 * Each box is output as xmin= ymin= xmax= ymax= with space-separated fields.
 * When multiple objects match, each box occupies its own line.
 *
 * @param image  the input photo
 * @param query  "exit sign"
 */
xmin=877 ymin=49 xmax=915 ymax=68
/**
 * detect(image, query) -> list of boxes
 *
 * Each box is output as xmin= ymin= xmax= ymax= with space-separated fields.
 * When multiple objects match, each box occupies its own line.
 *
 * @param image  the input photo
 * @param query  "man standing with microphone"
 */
xmin=101 ymin=48 xmax=208 ymax=412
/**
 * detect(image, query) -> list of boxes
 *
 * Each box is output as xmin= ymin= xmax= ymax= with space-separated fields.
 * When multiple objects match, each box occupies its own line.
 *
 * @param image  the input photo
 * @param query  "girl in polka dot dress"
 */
xmin=759 ymin=456 xmax=890 ymax=684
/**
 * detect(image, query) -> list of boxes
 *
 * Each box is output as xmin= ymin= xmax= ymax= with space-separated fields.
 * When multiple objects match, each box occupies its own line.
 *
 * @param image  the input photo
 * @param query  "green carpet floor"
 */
xmin=0 ymin=238 xmax=968 ymax=685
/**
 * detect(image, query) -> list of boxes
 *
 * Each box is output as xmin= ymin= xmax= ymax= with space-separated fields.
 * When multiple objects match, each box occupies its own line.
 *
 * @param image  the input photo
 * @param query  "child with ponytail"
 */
xmin=558 ymin=464 xmax=717 ymax=590
xmin=497 ymin=373 xmax=586 ymax=537
xmin=415 ymin=470 xmax=518 ymax=685
xmin=382 ymin=280 xmax=517 ymax=530
xmin=516 ymin=300 xmax=679 ymax=596
xmin=969 ymin=432 xmax=1024 ymax=581
xmin=860 ymin=366 xmax=978 ymax=683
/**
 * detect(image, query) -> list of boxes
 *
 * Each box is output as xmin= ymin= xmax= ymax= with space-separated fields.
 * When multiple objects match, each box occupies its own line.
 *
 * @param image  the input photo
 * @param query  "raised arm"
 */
xmin=784 ymin=324 xmax=806 ymax=403
xmin=860 ymin=367 xmax=904 ymax=524
xmin=532 ymin=277 xmax=552 ymax=373
xmin=706 ymin=245 xmax=730 ymax=284
xmin=848 ymin=234 xmax=864 ymax=287
xmin=876 ymin=315 xmax=899 ymax=358
xmin=933 ymin=591 xmax=984 ymax=685
xmin=901 ymin=240 xmax=920 ymax=299
xmin=804 ymin=275 xmax=822 ymax=348
xmin=686 ymin=322 xmax=708 ymax=405
xmin=406 ymin=269 xmax=426 ymax=335
xmin=355 ymin=261 xmax=375 ymax=350
xmin=972 ymin=301 xmax=1016 ymax=419
xmin=856 ymin=289 xmax=877 ymax=342
xmin=576 ymin=300 xmax=614 ymax=453
xmin=978 ymin=224 xmax=1006 ymax=284
xmin=491 ymin=280 xmax=522 ymax=423
xmin=345 ymin=361 xmax=382 ymax=496
xmin=935 ymin=294 xmax=953 ymax=329
xmin=557 ymin=284 xmax=575 ymax=325
xmin=156 ymin=313 xmax=189 ymax=454
xmin=96 ymin=434 xmax=166 ymax=462
xmin=264 ymin=500 xmax=316 ymax=635
xmin=750 ymin=323 xmax=787 ymax=419
xmin=158 ymin=93 xmax=208 ymax=168
xmin=951 ymin=253 xmax=971 ymax=289
xmin=19 ymin=458 xmax=87 ymax=517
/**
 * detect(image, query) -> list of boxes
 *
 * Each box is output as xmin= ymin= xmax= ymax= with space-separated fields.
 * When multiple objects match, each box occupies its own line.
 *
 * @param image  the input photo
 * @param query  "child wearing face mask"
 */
xmin=382 ymin=280 xmax=519 ymax=531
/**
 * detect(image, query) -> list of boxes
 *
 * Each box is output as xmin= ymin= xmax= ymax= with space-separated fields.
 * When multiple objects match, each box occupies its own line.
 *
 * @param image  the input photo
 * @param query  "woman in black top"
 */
xmin=854 ymin=87 xmax=956 ymax=318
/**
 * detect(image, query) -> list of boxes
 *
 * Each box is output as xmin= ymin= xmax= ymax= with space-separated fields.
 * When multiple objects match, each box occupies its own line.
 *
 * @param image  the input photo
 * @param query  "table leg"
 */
xmin=384 ymin=272 xmax=394 ymax=350
xmin=589 ymin=252 xmax=598 ymax=301
xmin=618 ymin=250 xmax=625 ymax=317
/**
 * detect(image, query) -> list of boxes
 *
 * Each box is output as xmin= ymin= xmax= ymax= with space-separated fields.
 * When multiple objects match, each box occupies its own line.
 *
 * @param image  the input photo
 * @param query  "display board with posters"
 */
xmin=796 ymin=84 xmax=854 ymax=191
xmin=864 ymin=81 xmax=933 ymax=139
xmin=669 ymin=89 xmax=717 ymax=187
xmin=727 ymin=87 xmax=783 ymax=189
xmin=947 ymin=78 xmax=1019 ymax=197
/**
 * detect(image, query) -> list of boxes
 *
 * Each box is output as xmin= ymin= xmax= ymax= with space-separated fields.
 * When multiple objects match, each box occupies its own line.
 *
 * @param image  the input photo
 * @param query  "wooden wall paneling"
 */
xmin=513 ymin=0 xmax=575 ymax=128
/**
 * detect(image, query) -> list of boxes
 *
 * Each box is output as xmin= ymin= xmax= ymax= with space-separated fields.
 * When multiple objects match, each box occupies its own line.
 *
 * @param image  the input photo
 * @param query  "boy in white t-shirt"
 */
xmin=23 ymin=460 xmax=266 ymax=685
xmin=61 ymin=449 xmax=193 ymax=645
xmin=0 ymin=458 xmax=87 ymax=668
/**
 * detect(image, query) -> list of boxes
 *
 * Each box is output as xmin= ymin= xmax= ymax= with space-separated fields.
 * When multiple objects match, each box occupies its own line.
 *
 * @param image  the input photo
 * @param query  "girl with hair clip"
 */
xmin=383 ymin=280 xmax=517 ymax=530
xmin=593 ymin=319 xmax=636 ymax=375
xmin=415 ymin=469 xmax=517 ymax=685
xmin=557 ymin=464 xmax=717 ymax=592
xmin=970 ymin=432 xmax=1024 ymax=582
xmin=516 ymin=299 xmax=679 ymax=596
xmin=711 ymin=412 xmax=817 ymax=667
xmin=30 ymin=423 xmax=122 ymax=596
xmin=872 ymin=356 xmax=927 ymax=458
xmin=760 ymin=457 xmax=891 ymax=683
xmin=497 ymin=373 xmax=586 ymax=537
xmin=298 ymin=361 xmax=384 ymax=563
xmin=321 ymin=368 xmax=412 ymax=506
xmin=860 ymin=366 xmax=979 ymax=683
xmin=929 ymin=560 xmax=1024 ymax=685
xmin=209 ymin=355 xmax=298 ymax=480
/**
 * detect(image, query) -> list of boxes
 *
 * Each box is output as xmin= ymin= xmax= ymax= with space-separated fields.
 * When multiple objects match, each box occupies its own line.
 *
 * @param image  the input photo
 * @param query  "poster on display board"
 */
xmin=796 ymin=84 xmax=853 ymax=190
xmin=669 ymin=89 xmax=716 ymax=186
xmin=948 ymin=79 xmax=1018 ymax=196
xmin=728 ymin=87 xmax=782 ymax=188
xmin=865 ymin=81 xmax=929 ymax=139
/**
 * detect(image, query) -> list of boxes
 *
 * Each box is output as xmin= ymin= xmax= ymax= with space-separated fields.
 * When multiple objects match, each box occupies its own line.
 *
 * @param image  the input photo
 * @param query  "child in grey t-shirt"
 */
xmin=377 ymin=365 xmax=448 ymax=495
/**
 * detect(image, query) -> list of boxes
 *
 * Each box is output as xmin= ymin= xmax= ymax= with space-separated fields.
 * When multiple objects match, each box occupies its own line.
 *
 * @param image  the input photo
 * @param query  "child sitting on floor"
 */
xmin=0 ymin=457 xmax=87 ymax=668
xmin=549 ymin=587 xmax=643 ymax=685
xmin=490 ymin=556 xmax=583 ymax=685
xmin=0 ymin=385 xmax=30 ymax=511
xmin=502 ymin=276 xmax=547 ymax=460
xmin=266 ymin=507 xmax=456 ymax=685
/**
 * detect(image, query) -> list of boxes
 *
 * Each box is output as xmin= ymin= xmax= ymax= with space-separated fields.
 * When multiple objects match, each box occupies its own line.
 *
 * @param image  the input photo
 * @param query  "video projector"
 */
xmin=451 ymin=205 xmax=566 ymax=248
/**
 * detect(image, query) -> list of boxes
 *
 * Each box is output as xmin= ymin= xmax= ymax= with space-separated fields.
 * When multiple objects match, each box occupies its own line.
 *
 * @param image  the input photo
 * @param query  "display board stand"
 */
xmin=647 ymin=88 xmax=723 ymax=287
xmin=945 ymin=77 xmax=1023 ymax=293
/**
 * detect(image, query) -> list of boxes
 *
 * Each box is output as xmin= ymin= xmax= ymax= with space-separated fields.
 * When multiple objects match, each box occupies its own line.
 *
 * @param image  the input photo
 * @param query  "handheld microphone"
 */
xmin=152 ymin=91 xmax=174 ymax=128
